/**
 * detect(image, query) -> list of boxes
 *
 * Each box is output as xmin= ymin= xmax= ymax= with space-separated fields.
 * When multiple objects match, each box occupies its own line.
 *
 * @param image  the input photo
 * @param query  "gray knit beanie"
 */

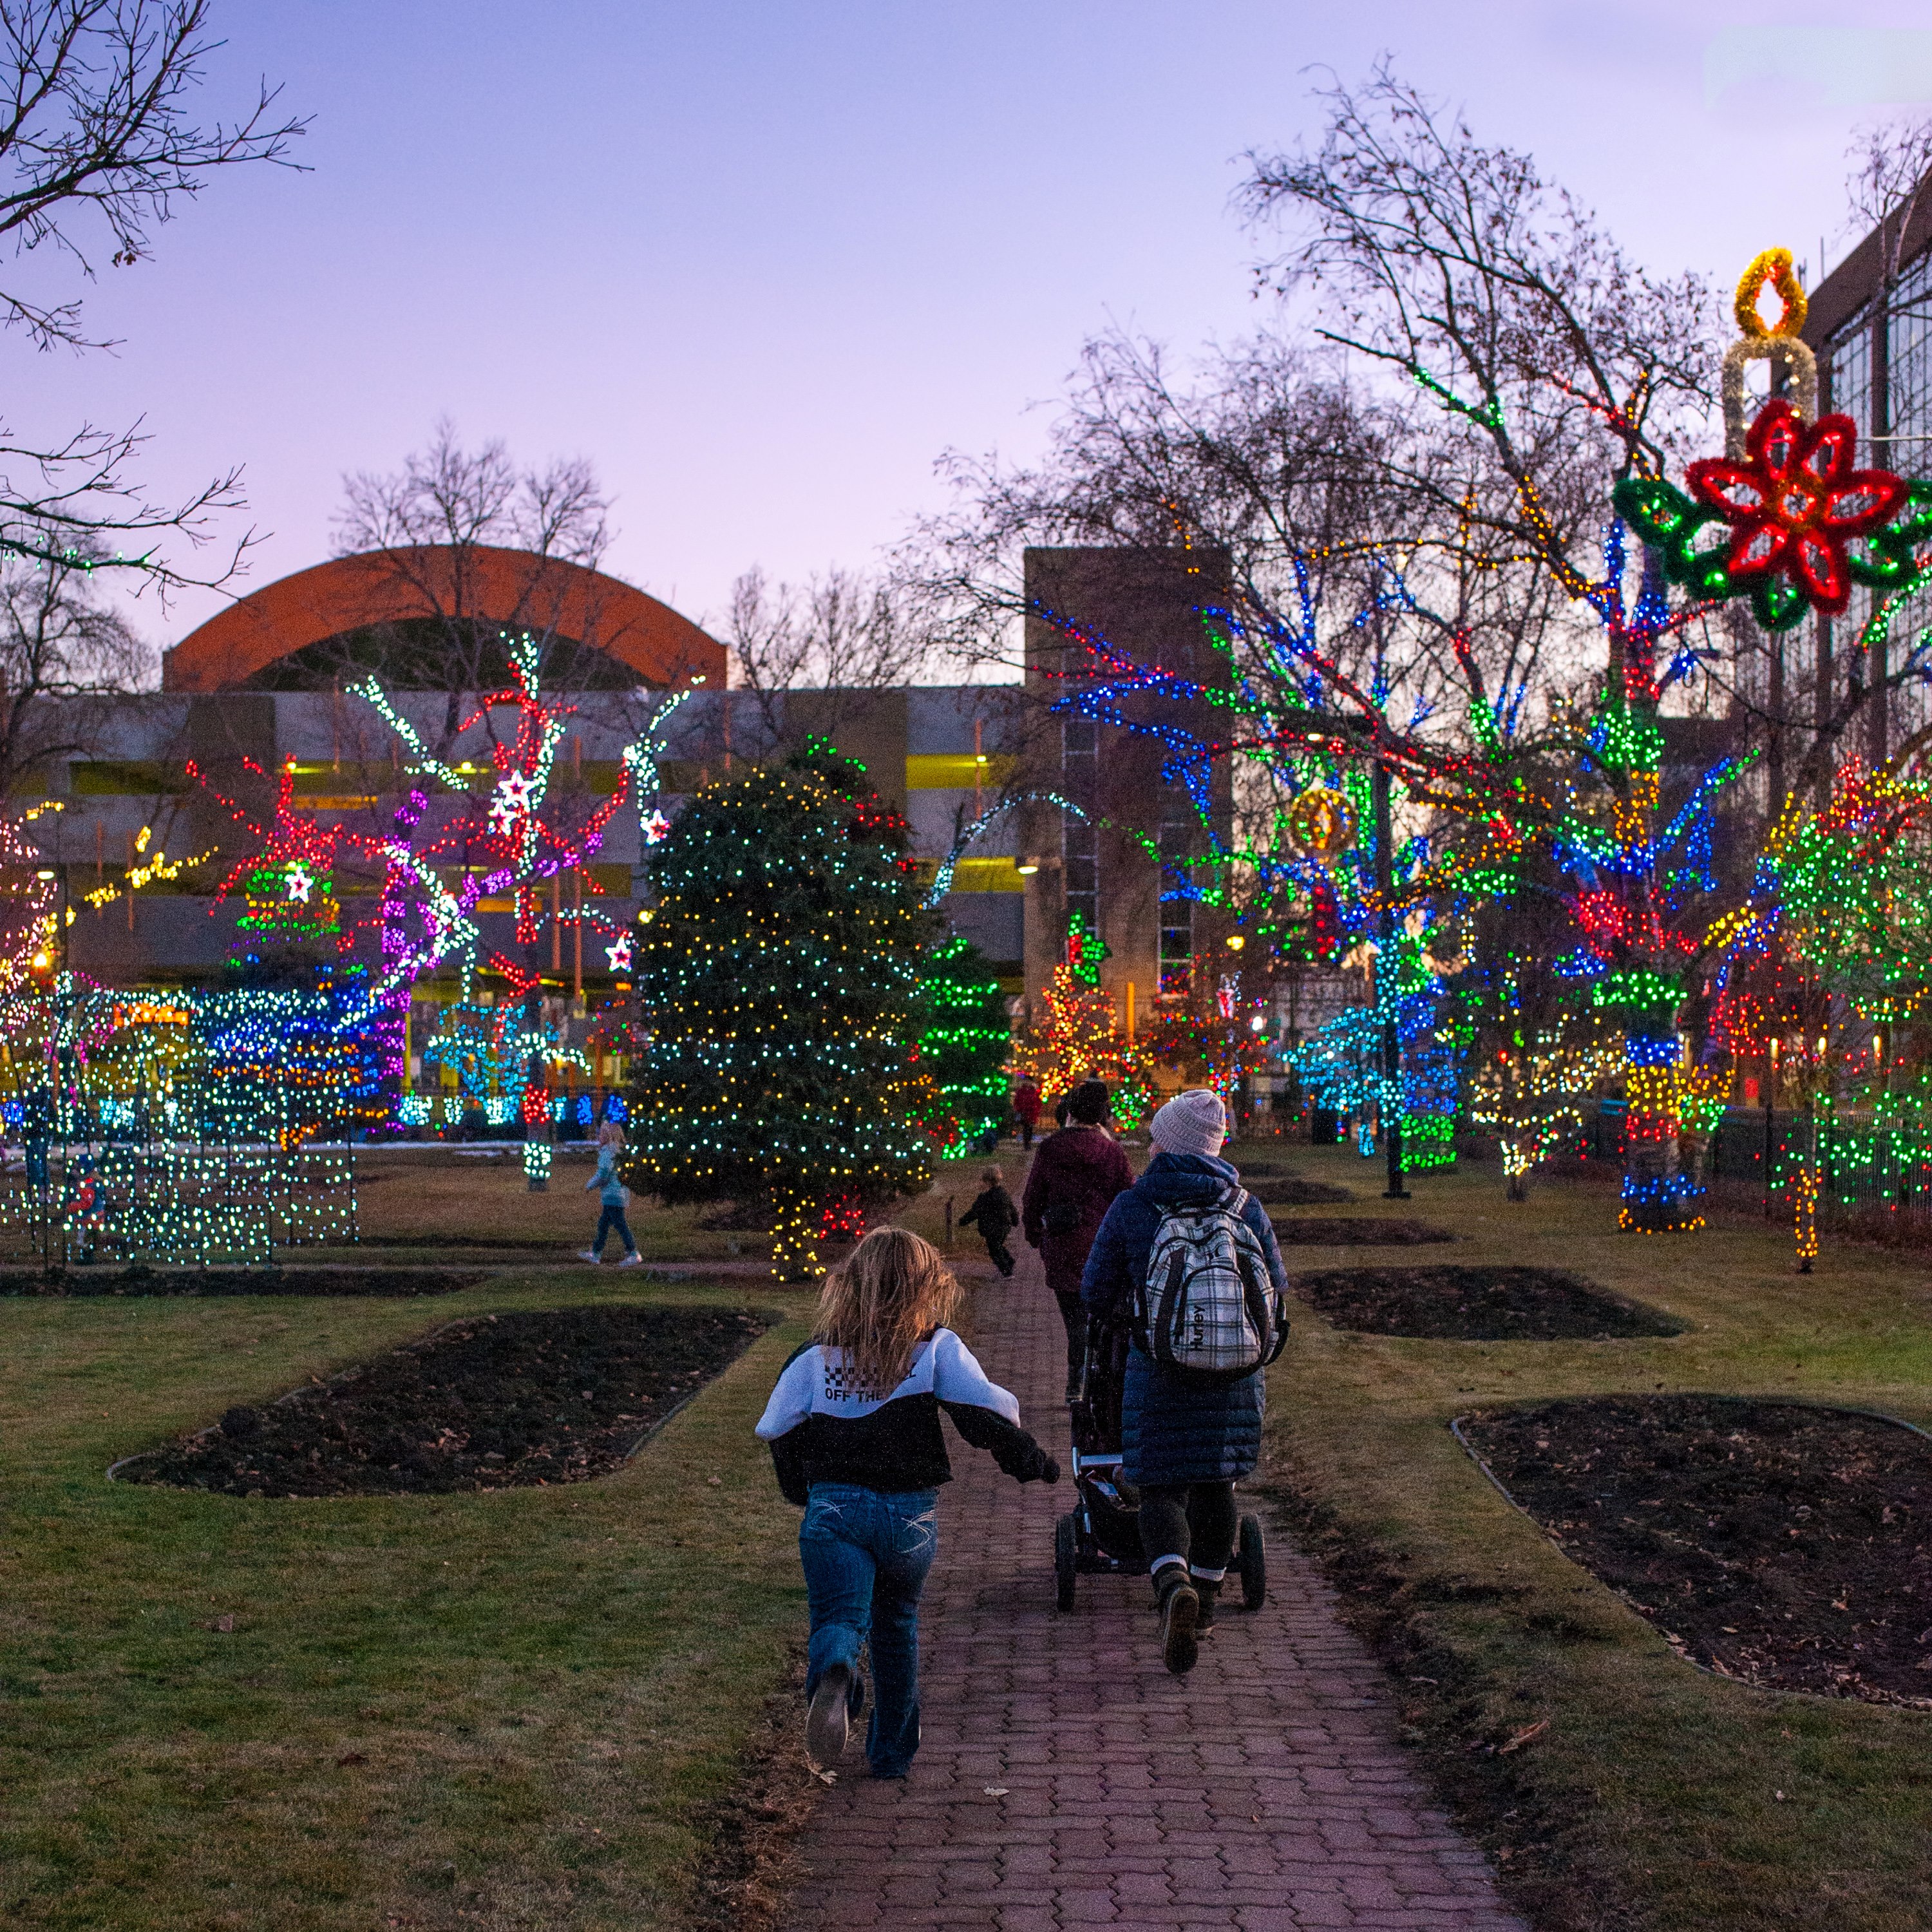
xmin=1149 ymin=1088 xmax=1227 ymax=1159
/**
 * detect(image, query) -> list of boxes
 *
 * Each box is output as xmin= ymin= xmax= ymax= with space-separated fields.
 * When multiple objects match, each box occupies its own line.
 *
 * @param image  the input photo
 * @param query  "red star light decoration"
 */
xmin=1687 ymin=399 xmax=1905 ymax=614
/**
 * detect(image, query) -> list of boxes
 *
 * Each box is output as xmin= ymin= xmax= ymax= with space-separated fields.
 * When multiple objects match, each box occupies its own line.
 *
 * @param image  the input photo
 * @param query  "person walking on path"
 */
xmin=1082 ymin=1086 xmax=1290 ymax=1676
xmin=1011 ymin=1077 xmax=1042 ymax=1149
xmin=755 ymin=1227 xmax=1059 ymax=1779
xmin=956 ymin=1166 xmax=1018 ymax=1276
xmin=1021 ymin=1078 xmax=1135 ymax=1403
xmin=578 ymin=1121 xmax=642 ymax=1266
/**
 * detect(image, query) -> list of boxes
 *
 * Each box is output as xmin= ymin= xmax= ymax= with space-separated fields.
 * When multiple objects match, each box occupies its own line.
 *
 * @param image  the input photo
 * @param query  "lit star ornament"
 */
xmin=488 ymin=770 xmax=535 ymax=831
xmin=641 ymin=809 xmax=671 ymax=846
xmin=1685 ymin=399 xmax=1906 ymax=620
xmin=605 ymin=933 xmax=633 ymax=972
xmin=285 ymin=864 xmax=316 ymax=903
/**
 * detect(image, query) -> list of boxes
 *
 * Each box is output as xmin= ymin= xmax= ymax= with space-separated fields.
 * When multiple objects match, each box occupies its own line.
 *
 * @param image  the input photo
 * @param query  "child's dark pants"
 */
xmin=1137 ymin=1481 xmax=1238 ymax=1582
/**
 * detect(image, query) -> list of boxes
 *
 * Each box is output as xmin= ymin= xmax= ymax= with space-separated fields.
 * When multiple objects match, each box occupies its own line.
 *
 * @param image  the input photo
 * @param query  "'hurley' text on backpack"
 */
xmin=1134 ymin=1188 xmax=1287 ymax=1385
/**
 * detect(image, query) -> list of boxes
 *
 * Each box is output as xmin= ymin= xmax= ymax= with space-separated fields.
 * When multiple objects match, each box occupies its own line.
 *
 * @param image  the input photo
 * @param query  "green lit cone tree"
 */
xmin=633 ymin=741 xmax=936 ymax=1279
xmin=918 ymin=934 xmax=1014 ymax=1152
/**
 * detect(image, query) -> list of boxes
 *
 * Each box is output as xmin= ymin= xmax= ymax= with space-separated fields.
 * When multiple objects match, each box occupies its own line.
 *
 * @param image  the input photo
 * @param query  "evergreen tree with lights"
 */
xmin=1010 ymin=911 xmax=1156 ymax=1129
xmin=633 ymin=738 xmax=936 ymax=1278
xmin=918 ymin=933 xmax=1012 ymax=1151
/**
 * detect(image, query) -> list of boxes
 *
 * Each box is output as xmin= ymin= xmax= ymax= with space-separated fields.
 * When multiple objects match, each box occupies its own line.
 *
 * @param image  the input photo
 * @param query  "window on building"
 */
xmin=1832 ymin=251 xmax=1932 ymax=750
xmin=1827 ymin=303 xmax=1871 ymax=428
xmin=1061 ymin=721 xmax=1099 ymax=946
xmin=1158 ymin=814 xmax=1195 ymax=998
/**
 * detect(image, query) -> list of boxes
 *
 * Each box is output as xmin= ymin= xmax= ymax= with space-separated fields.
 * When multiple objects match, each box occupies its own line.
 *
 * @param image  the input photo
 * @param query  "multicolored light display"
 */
xmin=630 ymin=740 xmax=936 ymax=1280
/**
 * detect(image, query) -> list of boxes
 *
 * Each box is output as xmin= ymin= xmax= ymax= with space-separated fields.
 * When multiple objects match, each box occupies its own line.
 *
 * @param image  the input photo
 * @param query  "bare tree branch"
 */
xmin=724 ymin=562 xmax=936 ymax=745
xmin=0 ymin=523 xmax=153 ymax=788
xmin=0 ymin=2 xmax=306 ymax=595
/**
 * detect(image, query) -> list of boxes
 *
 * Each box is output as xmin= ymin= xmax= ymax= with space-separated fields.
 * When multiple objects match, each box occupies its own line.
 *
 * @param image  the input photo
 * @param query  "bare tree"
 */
xmin=337 ymin=421 xmax=611 ymax=570
xmin=0 ymin=528 xmax=151 ymax=790
xmin=0 ymin=1 xmax=306 ymax=590
xmin=296 ymin=421 xmax=632 ymax=733
xmin=724 ymin=563 xmax=934 ymax=746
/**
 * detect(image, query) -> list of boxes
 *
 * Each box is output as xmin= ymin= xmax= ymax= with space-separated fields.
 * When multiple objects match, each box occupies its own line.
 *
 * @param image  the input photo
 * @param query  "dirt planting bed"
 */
xmin=1244 ymin=1177 xmax=1356 ymax=1206
xmin=1293 ymin=1264 xmax=1682 ymax=1340
xmin=1459 ymin=1395 xmax=1932 ymax=1707
xmin=1 ymin=1264 xmax=484 ymax=1297
xmin=1268 ymin=1216 xmax=1455 ymax=1246
xmin=120 ymin=1304 xmax=775 ymax=1497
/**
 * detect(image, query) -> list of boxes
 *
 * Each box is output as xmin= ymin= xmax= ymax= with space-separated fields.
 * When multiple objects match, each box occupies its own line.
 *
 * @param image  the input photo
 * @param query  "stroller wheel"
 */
xmin=1054 ymin=1511 xmax=1078 ymax=1612
xmin=1237 ymin=1513 xmax=1266 ymax=1611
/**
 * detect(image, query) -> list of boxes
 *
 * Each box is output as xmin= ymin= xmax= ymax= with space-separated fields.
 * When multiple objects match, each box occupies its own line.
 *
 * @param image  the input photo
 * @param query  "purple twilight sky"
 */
xmin=8 ymin=0 xmax=1931 ymax=666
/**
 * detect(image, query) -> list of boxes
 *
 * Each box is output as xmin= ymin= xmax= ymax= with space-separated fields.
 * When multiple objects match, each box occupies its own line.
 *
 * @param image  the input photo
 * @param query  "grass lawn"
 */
xmin=347 ymin=1146 xmax=769 ymax=1265
xmin=1 ymin=1144 xmax=1025 ymax=1931
xmin=1249 ymin=1138 xmax=1932 ymax=1932
xmin=0 ymin=1256 xmax=815 ymax=1931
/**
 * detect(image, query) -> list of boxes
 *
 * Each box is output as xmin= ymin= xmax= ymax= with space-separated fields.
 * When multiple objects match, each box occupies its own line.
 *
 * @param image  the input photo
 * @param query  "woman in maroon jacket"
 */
xmin=1021 ymin=1080 xmax=1135 ymax=1399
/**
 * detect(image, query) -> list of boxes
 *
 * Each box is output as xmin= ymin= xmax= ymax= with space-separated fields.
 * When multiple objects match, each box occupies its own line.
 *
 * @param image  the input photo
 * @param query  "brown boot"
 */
xmin=1194 ymin=1578 xmax=1221 ymax=1634
xmin=1153 ymin=1564 xmax=1199 ymax=1676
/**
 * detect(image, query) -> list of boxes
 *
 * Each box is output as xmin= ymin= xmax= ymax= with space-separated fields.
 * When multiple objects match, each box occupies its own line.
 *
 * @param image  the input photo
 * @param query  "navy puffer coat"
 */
xmin=1079 ymin=1150 xmax=1290 ymax=1486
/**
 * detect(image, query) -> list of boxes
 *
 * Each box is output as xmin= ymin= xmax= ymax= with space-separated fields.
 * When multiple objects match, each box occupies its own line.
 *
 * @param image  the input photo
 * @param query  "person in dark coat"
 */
xmin=1021 ymin=1079 xmax=1135 ymax=1401
xmin=957 ymin=1166 xmax=1018 ymax=1276
xmin=1012 ymin=1079 xmax=1043 ymax=1150
xmin=1082 ymin=1087 xmax=1289 ymax=1676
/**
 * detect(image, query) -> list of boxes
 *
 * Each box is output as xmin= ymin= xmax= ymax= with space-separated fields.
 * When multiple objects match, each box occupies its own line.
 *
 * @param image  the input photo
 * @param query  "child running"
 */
xmin=956 ymin=1166 xmax=1018 ymax=1276
xmin=578 ymin=1121 xmax=641 ymax=1266
xmin=755 ymin=1226 xmax=1059 ymax=1777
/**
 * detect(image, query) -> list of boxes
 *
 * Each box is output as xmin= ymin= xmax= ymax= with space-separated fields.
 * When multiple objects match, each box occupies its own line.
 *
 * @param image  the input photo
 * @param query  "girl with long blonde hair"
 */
xmin=756 ymin=1225 xmax=1059 ymax=1777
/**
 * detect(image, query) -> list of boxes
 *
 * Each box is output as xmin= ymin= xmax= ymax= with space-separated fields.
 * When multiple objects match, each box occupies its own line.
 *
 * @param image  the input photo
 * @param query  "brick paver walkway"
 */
xmin=781 ymin=1240 xmax=1531 ymax=1931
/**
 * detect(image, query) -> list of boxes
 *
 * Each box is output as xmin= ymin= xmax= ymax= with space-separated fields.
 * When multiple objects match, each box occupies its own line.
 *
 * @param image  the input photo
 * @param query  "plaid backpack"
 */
xmin=1134 ymin=1186 xmax=1287 ymax=1386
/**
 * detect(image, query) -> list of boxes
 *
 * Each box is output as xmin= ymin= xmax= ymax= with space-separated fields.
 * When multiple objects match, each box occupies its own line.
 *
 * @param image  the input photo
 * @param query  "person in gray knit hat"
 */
xmin=1080 ymin=1088 xmax=1290 ymax=1675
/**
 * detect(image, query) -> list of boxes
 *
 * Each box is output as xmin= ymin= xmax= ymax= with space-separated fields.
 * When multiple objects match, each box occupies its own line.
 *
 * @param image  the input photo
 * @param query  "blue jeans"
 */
xmin=799 ymin=1482 xmax=938 ymax=1777
xmin=592 ymin=1204 xmax=635 ymax=1256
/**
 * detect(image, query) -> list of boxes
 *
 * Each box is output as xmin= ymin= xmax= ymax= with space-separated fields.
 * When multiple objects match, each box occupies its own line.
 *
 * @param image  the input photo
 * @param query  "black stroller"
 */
xmin=1053 ymin=1323 xmax=1267 ymax=1613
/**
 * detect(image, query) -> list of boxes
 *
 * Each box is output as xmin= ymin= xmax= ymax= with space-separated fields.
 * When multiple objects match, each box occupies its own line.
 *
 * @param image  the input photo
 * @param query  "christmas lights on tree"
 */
xmin=1009 ymin=911 xmax=1157 ymax=1129
xmin=916 ymin=934 xmax=1014 ymax=1152
xmin=631 ymin=738 xmax=936 ymax=1280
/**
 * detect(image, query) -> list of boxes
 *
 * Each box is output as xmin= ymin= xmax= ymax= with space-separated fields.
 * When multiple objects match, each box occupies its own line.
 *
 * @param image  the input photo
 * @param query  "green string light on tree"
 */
xmin=630 ymin=739 xmax=936 ymax=1280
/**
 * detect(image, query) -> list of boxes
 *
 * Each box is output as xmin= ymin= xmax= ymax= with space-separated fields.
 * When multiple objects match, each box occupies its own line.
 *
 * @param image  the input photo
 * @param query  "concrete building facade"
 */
xmin=16 ymin=545 xmax=1238 ymax=1018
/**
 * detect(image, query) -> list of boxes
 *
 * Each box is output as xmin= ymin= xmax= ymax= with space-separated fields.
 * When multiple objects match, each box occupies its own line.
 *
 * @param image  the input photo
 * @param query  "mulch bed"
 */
xmin=1293 ymin=1265 xmax=1682 ymax=1340
xmin=119 ymin=1305 xmax=775 ymax=1497
xmin=1244 ymin=1177 xmax=1356 ymax=1206
xmin=1459 ymin=1395 xmax=1932 ymax=1707
xmin=1 ymin=1265 xmax=484 ymax=1298
xmin=1268 ymin=1216 xmax=1455 ymax=1245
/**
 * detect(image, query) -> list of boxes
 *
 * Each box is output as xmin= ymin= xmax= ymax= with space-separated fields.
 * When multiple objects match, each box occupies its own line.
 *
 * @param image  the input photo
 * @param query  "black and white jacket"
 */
xmin=755 ymin=1328 xmax=1057 ymax=1504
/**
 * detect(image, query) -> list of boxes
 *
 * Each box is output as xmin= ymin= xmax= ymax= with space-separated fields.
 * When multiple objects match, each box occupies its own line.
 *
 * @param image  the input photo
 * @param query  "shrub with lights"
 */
xmin=632 ymin=739 xmax=937 ymax=1280
xmin=917 ymin=933 xmax=1014 ymax=1153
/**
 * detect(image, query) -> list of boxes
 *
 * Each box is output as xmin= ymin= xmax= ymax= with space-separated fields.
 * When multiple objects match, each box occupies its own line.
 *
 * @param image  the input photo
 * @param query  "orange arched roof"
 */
xmin=161 ymin=545 xmax=724 ymax=692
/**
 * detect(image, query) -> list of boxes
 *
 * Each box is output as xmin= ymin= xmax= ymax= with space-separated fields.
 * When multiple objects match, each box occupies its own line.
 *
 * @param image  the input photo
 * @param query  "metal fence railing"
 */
xmin=1551 ymin=1102 xmax=1932 ymax=1245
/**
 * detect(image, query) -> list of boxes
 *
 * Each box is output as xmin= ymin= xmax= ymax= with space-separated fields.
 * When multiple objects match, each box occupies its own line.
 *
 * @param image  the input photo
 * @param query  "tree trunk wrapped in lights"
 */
xmin=632 ymin=740 xmax=936 ymax=1282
